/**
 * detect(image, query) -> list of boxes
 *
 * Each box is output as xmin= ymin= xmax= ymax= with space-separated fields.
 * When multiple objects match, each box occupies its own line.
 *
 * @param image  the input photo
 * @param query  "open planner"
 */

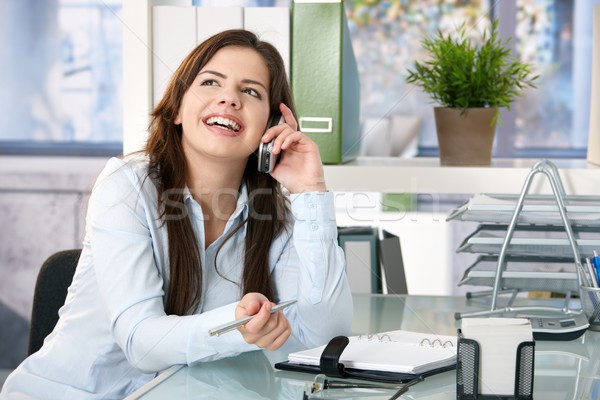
xmin=275 ymin=330 xmax=457 ymax=383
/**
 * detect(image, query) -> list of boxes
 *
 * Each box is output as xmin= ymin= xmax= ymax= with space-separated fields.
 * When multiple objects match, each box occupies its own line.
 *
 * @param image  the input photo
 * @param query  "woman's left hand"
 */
xmin=261 ymin=103 xmax=327 ymax=193
xmin=235 ymin=292 xmax=291 ymax=351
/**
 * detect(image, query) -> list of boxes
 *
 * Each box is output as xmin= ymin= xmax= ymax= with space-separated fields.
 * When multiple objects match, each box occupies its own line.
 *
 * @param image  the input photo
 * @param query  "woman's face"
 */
xmin=175 ymin=45 xmax=271 ymax=166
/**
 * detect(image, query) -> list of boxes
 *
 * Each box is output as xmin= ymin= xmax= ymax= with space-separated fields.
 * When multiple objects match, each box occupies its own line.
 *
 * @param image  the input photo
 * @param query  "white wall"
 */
xmin=334 ymin=192 xmax=457 ymax=296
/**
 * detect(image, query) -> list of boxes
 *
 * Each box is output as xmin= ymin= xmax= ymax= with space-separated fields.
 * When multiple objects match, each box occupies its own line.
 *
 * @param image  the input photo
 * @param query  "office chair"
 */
xmin=28 ymin=249 xmax=81 ymax=355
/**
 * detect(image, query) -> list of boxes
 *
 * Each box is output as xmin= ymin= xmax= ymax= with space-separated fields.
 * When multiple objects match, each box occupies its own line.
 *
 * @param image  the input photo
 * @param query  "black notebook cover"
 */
xmin=274 ymin=360 xmax=456 ymax=384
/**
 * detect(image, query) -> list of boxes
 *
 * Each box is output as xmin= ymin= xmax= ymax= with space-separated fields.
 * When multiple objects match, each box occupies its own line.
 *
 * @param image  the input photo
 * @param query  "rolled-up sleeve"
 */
xmin=271 ymin=191 xmax=353 ymax=348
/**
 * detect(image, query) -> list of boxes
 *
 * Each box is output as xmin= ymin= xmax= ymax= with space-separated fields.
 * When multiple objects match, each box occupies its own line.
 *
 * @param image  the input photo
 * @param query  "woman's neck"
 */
xmin=185 ymin=156 xmax=246 ymax=247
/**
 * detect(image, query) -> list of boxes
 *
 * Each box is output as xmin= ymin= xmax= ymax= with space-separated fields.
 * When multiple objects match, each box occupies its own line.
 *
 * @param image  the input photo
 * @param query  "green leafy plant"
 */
xmin=406 ymin=20 xmax=538 ymax=124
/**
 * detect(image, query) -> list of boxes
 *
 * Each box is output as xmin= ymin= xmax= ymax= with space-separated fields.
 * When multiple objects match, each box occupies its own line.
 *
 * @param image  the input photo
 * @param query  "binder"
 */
xmin=337 ymin=226 xmax=381 ymax=294
xmin=243 ymin=7 xmax=290 ymax=77
xmin=152 ymin=6 xmax=198 ymax=106
xmin=153 ymin=5 xmax=289 ymax=102
xmin=337 ymin=228 xmax=407 ymax=295
xmin=275 ymin=330 xmax=457 ymax=383
xmin=291 ymin=0 xmax=360 ymax=164
xmin=196 ymin=7 xmax=243 ymax=45
xmin=379 ymin=230 xmax=408 ymax=295
xmin=151 ymin=5 xmax=245 ymax=107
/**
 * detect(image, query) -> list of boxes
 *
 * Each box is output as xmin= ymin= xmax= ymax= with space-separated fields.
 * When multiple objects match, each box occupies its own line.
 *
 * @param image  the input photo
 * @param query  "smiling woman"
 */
xmin=174 ymin=46 xmax=272 ymax=165
xmin=0 ymin=29 xmax=353 ymax=399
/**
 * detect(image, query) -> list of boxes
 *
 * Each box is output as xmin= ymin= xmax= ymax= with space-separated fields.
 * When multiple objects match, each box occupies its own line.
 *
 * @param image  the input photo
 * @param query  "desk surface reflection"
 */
xmin=129 ymin=294 xmax=600 ymax=400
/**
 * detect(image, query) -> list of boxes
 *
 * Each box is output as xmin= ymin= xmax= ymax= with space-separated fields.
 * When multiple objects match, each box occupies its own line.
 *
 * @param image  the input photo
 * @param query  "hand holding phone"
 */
xmin=257 ymin=113 xmax=284 ymax=173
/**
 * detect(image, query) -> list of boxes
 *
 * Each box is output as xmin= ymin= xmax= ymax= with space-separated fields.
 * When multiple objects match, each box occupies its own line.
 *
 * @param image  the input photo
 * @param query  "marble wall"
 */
xmin=0 ymin=156 xmax=108 ymax=368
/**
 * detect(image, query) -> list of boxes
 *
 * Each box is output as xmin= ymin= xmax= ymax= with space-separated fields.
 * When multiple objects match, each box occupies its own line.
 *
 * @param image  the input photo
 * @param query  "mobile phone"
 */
xmin=257 ymin=113 xmax=284 ymax=173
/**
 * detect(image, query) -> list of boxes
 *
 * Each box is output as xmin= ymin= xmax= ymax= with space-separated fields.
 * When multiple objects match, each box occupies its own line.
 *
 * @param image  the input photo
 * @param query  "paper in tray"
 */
xmin=447 ymin=193 xmax=600 ymax=226
xmin=457 ymin=224 xmax=600 ymax=257
xmin=458 ymin=255 xmax=579 ymax=292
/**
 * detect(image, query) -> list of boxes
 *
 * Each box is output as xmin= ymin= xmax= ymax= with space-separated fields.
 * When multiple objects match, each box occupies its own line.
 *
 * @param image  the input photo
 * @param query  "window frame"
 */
xmin=0 ymin=141 xmax=122 ymax=157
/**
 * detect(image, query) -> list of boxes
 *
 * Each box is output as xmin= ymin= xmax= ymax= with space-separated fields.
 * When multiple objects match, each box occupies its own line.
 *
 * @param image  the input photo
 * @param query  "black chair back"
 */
xmin=28 ymin=249 xmax=81 ymax=355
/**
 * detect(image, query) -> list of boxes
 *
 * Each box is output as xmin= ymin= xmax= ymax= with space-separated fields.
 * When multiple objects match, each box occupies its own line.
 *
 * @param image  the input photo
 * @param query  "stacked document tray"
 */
xmin=449 ymin=193 xmax=600 ymax=295
xmin=457 ymin=224 xmax=600 ymax=258
xmin=458 ymin=255 xmax=580 ymax=293
xmin=448 ymin=193 xmax=600 ymax=227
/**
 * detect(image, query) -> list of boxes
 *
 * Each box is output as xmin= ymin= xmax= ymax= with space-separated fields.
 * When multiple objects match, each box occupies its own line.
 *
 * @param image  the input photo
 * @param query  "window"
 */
xmin=3 ymin=0 xmax=593 ymax=158
xmin=500 ymin=0 xmax=592 ymax=158
xmin=346 ymin=0 xmax=595 ymax=159
xmin=0 ymin=0 xmax=122 ymax=156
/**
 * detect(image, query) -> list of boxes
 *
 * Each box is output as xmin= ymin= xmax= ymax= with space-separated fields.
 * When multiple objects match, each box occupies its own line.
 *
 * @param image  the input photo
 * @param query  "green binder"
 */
xmin=291 ymin=0 xmax=360 ymax=164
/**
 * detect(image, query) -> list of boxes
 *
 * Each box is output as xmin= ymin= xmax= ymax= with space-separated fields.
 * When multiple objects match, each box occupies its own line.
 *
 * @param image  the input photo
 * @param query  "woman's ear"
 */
xmin=174 ymin=112 xmax=181 ymax=125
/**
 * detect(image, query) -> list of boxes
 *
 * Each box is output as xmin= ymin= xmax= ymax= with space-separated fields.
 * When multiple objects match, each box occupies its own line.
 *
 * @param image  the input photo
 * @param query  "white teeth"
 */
xmin=206 ymin=116 xmax=241 ymax=132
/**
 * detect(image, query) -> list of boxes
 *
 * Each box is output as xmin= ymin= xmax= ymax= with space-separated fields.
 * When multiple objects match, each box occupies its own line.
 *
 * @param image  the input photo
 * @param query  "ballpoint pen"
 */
xmin=585 ymin=258 xmax=598 ymax=288
xmin=593 ymin=251 xmax=600 ymax=284
xmin=309 ymin=374 xmax=404 ymax=393
xmin=304 ymin=374 xmax=423 ymax=399
xmin=388 ymin=376 xmax=424 ymax=400
xmin=208 ymin=299 xmax=297 ymax=336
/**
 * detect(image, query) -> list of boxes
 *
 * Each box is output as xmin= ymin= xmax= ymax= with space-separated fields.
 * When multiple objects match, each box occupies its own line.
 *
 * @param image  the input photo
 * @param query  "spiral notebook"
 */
xmin=275 ymin=330 xmax=457 ymax=381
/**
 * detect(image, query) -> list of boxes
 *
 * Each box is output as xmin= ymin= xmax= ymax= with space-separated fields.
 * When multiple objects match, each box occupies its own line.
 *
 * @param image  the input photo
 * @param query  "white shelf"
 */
xmin=324 ymin=157 xmax=600 ymax=195
xmin=3 ymin=156 xmax=598 ymax=196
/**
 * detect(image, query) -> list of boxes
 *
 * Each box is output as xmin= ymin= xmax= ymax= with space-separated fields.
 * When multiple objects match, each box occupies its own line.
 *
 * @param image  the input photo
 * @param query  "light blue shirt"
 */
xmin=1 ymin=155 xmax=353 ymax=399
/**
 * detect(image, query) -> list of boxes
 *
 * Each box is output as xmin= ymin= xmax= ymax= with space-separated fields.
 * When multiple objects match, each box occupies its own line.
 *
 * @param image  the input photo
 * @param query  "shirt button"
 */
xmin=308 ymin=203 xmax=316 ymax=209
xmin=310 ymin=223 xmax=319 ymax=231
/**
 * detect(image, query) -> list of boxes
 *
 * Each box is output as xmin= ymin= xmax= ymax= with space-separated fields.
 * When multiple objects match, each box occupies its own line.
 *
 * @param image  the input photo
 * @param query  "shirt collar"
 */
xmin=234 ymin=183 xmax=249 ymax=221
xmin=182 ymin=182 xmax=249 ymax=221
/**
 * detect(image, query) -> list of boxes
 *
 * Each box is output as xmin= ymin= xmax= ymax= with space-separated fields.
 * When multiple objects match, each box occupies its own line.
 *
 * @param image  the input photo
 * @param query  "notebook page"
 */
xmin=287 ymin=330 xmax=457 ymax=374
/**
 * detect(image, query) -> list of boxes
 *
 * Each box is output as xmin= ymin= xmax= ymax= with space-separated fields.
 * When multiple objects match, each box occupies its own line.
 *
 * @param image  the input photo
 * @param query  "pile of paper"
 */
xmin=461 ymin=318 xmax=533 ymax=396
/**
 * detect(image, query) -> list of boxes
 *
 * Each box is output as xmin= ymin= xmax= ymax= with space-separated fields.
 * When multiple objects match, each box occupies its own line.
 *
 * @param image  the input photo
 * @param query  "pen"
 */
xmin=593 ymin=251 xmax=600 ymax=284
xmin=388 ymin=376 xmax=423 ymax=400
xmin=208 ymin=299 xmax=297 ymax=337
xmin=578 ymin=261 xmax=592 ymax=288
xmin=316 ymin=378 xmax=403 ymax=391
xmin=586 ymin=257 xmax=598 ymax=288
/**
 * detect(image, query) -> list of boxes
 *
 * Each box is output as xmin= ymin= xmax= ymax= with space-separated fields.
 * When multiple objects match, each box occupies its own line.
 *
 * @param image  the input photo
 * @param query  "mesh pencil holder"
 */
xmin=456 ymin=330 xmax=535 ymax=400
xmin=580 ymin=285 xmax=600 ymax=331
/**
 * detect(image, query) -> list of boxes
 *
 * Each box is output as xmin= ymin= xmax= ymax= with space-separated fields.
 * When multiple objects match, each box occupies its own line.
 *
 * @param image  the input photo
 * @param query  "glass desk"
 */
xmin=127 ymin=294 xmax=600 ymax=399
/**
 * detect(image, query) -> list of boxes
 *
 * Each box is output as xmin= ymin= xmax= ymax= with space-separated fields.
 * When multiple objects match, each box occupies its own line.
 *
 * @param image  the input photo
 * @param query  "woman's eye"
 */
xmin=200 ymin=79 xmax=218 ymax=86
xmin=242 ymin=87 xmax=261 ymax=98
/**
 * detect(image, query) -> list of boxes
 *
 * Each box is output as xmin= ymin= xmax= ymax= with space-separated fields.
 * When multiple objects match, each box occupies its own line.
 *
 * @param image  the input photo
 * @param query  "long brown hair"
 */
xmin=145 ymin=30 xmax=294 ymax=315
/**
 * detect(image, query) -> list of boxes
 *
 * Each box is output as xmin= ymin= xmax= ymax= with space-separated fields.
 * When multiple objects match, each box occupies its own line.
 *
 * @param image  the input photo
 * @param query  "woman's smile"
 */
xmin=203 ymin=114 xmax=245 ymax=137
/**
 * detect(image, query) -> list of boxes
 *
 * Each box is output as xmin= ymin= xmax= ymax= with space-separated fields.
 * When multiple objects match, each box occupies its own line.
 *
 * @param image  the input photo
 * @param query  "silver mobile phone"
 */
xmin=257 ymin=113 xmax=284 ymax=173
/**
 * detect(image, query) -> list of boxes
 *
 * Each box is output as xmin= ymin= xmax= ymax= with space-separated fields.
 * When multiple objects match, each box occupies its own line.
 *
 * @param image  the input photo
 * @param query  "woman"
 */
xmin=1 ymin=30 xmax=353 ymax=399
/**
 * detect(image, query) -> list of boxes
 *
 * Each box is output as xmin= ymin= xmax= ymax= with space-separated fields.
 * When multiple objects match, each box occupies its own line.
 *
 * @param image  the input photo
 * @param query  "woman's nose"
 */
xmin=217 ymin=91 xmax=240 ymax=109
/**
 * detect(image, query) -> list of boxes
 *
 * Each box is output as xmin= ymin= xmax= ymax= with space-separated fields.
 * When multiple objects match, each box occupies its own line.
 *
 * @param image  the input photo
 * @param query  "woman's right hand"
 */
xmin=262 ymin=103 xmax=327 ymax=194
xmin=235 ymin=292 xmax=291 ymax=351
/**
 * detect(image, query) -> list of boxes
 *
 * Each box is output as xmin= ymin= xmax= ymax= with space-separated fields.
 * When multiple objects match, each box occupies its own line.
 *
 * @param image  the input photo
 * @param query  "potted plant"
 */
xmin=406 ymin=20 xmax=538 ymax=166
